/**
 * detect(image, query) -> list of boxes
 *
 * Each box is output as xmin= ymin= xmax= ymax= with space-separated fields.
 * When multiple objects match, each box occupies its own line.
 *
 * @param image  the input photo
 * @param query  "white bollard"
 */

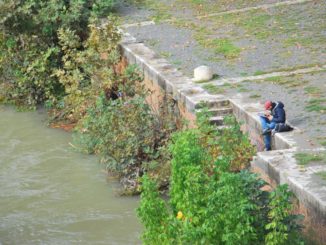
xmin=193 ymin=65 xmax=213 ymax=82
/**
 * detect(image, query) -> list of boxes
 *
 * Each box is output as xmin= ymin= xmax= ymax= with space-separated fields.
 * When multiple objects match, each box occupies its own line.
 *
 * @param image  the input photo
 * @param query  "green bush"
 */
xmin=0 ymin=0 xmax=117 ymax=108
xmin=138 ymin=114 xmax=304 ymax=244
xmin=137 ymin=175 xmax=169 ymax=244
xmin=74 ymin=92 xmax=157 ymax=170
xmin=265 ymin=185 xmax=304 ymax=245
xmin=73 ymin=63 xmax=176 ymax=193
xmin=169 ymin=130 xmax=210 ymax=217
xmin=195 ymin=109 xmax=256 ymax=172
xmin=50 ymin=18 xmax=122 ymax=122
xmin=1 ymin=1 xmax=176 ymax=194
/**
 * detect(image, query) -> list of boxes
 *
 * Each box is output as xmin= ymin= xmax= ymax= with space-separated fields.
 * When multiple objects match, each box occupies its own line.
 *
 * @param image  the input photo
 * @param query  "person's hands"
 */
xmin=265 ymin=110 xmax=271 ymax=116
xmin=267 ymin=115 xmax=273 ymax=120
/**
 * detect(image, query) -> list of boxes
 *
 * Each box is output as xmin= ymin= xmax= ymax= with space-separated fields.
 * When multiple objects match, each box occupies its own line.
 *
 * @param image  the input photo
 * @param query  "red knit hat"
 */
xmin=264 ymin=100 xmax=272 ymax=110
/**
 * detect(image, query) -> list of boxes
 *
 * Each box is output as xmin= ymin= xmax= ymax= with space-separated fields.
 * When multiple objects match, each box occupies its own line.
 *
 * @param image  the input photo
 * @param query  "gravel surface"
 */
xmin=117 ymin=0 xmax=326 ymax=146
xmin=125 ymin=23 xmax=219 ymax=77
xmin=115 ymin=0 xmax=153 ymax=23
xmin=204 ymin=72 xmax=326 ymax=144
xmin=124 ymin=1 xmax=325 ymax=78
xmin=117 ymin=0 xmax=292 ymax=21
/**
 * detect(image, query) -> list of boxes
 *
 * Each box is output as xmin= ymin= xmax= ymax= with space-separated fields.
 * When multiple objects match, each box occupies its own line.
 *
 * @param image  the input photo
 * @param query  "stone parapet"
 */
xmin=120 ymin=34 xmax=229 ymax=122
xmin=252 ymin=149 xmax=326 ymax=243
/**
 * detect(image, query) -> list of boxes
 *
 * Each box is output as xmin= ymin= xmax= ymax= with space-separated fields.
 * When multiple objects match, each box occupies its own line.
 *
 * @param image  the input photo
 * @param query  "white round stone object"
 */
xmin=193 ymin=66 xmax=213 ymax=82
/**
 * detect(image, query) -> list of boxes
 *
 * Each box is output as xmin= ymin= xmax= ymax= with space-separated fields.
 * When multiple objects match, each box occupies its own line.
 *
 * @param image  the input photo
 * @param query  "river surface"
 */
xmin=0 ymin=106 xmax=141 ymax=245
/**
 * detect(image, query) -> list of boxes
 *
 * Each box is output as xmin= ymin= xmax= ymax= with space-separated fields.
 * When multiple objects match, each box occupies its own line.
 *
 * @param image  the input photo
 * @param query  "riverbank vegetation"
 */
xmin=1 ymin=2 xmax=305 ymax=242
xmin=0 ymin=0 xmax=116 ymax=109
xmin=72 ymin=63 xmax=176 ymax=194
xmin=138 ymin=112 xmax=304 ymax=245
xmin=0 ymin=0 xmax=175 ymax=193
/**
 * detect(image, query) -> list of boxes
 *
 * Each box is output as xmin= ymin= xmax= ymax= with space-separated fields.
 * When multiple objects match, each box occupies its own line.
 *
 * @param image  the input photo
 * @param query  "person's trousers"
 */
xmin=260 ymin=116 xmax=276 ymax=151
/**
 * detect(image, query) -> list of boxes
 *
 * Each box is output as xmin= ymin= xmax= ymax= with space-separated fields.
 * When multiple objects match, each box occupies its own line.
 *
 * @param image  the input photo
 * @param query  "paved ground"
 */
xmin=222 ymin=72 xmax=326 ymax=141
xmin=116 ymin=0 xmax=326 ymax=146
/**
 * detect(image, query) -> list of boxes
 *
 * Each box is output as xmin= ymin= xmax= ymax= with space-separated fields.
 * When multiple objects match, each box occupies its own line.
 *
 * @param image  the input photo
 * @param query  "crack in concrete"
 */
xmin=120 ymin=0 xmax=314 ymax=29
xmin=208 ymin=64 xmax=326 ymax=86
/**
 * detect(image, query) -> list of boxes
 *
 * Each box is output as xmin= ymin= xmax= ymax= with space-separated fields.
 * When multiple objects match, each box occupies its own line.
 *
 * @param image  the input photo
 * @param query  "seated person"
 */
xmin=259 ymin=100 xmax=286 ymax=151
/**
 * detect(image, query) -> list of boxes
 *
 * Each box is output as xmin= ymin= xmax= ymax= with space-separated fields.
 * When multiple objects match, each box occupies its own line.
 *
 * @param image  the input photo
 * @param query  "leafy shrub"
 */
xmin=1 ymin=1 xmax=175 ymax=194
xmin=196 ymin=109 xmax=256 ymax=172
xmin=203 ymin=171 xmax=259 ymax=244
xmin=51 ymin=18 xmax=122 ymax=122
xmin=138 ymin=114 xmax=304 ymax=244
xmin=74 ymin=92 xmax=156 ymax=170
xmin=0 ymin=0 xmax=117 ymax=108
xmin=265 ymin=185 xmax=304 ymax=245
xmin=137 ymin=175 xmax=169 ymax=244
xmin=169 ymin=130 xmax=210 ymax=213
xmin=73 ymin=63 xmax=176 ymax=193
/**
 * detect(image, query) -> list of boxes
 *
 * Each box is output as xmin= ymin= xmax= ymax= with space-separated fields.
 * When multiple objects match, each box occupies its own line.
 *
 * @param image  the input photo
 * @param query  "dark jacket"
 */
xmin=271 ymin=101 xmax=286 ymax=123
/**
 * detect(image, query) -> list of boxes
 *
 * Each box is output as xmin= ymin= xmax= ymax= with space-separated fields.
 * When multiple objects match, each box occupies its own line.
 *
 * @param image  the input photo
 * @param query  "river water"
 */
xmin=0 ymin=106 xmax=141 ymax=245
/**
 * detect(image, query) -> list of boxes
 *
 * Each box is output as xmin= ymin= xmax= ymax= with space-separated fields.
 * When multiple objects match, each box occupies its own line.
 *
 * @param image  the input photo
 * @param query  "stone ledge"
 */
xmin=252 ymin=149 xmax=326 ymax=233
xmin=230 ymin=96 xmax=326 ymax=241
xmin=229 ymin=97 xmax=318 ymax=151
xmin=120 ymin=34 xmax=230 ymax=113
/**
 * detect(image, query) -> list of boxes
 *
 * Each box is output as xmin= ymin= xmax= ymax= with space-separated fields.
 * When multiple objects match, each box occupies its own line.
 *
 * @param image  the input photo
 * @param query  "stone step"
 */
xmin=195 ymin=99 xmax=230 ymax=109
xmin=215 ymin=125 xmax=231 ymax=131
xmin=196 ymin=107 xmax=233 ymax=117
xmin=209 ymin=116 xmax=224 ymax=126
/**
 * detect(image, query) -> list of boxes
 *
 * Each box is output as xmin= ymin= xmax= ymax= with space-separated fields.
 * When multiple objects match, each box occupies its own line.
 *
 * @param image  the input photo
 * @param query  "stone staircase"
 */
xmin=195 ymin=99 xmax=233 ymax=127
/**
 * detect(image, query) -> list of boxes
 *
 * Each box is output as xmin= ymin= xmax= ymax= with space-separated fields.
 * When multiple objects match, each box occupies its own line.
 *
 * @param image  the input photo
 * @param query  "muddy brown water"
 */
xmin=0 ymin=106 xmax=141 ymax=245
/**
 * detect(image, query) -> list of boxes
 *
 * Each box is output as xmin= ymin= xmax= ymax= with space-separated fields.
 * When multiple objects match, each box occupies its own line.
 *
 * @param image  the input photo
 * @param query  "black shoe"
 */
xmin=262 ymin=129 xmax=271 ymax=135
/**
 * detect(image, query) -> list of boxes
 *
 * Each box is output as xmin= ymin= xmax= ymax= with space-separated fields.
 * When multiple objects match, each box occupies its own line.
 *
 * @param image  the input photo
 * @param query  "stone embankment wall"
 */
xmin=119 ymin=33 xmax=326 ymax=244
